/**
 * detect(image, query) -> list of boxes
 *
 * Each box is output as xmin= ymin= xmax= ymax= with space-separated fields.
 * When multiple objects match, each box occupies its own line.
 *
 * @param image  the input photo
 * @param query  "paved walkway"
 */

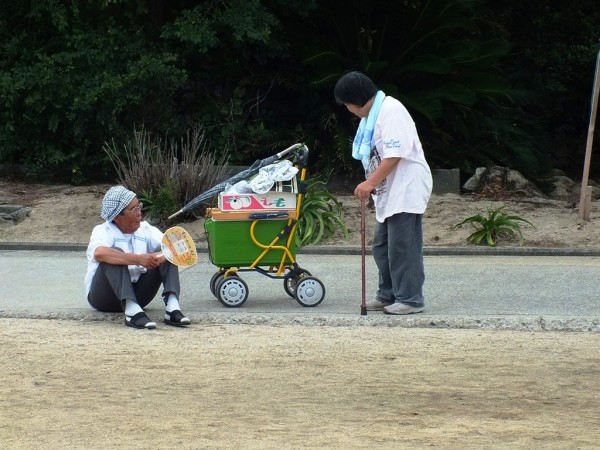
xmin=2 ymin=245 xmax=600 ymax=331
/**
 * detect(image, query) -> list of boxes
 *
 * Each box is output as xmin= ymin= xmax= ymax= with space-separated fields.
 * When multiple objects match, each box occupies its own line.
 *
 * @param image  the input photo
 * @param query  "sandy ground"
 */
xmin=2 ymin=180 xmax=600 ymax=448
xmin=2 ymin=179 xmax=600 ymax=249
xmin=1 ymin=319 xmax=599 ymax=449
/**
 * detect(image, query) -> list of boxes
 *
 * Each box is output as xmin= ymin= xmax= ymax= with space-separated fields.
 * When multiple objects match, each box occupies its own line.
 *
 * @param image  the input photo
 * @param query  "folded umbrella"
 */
xmin=168 ymin=143 xmax=305 ymax=220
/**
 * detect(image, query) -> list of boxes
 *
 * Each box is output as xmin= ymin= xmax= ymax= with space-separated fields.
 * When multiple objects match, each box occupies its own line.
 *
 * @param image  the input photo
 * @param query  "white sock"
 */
xmin=165 ymin=293 xmax=181 ymax=313
xmin=124 ymin=299 xmax=143 ymax=316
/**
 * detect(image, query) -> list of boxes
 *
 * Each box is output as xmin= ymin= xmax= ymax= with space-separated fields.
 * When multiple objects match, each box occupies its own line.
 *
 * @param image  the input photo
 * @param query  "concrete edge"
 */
xmin=1 ymin=310 xmax=599 ymax=332
xmin=2 ymin=241 xmax=600 ymax=257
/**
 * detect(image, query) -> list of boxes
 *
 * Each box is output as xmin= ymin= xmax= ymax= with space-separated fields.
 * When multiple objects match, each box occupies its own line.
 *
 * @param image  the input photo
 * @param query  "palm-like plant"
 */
xmin=453 ymin=205 xmax=534 ymax=247
xmin=295 ymin=180 xmax=349 ymax=247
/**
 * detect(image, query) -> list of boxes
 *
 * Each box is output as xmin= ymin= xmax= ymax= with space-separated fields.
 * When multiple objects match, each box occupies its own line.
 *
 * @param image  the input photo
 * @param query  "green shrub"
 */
xmin=138 ymin=180 xmax=178 ymax=225
xmin=453 ymin=205 xmax=534 ymax=247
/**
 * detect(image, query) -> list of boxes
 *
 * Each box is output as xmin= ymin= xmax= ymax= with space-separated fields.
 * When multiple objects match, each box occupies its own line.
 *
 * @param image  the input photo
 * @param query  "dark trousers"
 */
xmin=372 ymin=212 xmax=425 ymax=307
xmin=87 ymin=261 xmax=180 ymax=313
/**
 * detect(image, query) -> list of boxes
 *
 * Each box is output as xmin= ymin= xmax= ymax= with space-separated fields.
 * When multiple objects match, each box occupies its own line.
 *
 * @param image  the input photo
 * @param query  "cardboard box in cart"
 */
xmin=218 ymin=192 xmax=296 ymax=212
xmin=206 ymin=208 xmax=297 ymax=220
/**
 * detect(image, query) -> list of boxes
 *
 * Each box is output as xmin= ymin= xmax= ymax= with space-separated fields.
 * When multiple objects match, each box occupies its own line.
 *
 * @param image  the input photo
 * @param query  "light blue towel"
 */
xmin=352 ymin=90 xmax=385 ymax=169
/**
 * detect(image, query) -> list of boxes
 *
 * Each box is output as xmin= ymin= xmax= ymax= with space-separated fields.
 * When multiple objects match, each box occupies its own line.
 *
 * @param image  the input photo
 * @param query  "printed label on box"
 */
xmin=219 ymin=192 xmax=296 ymax=211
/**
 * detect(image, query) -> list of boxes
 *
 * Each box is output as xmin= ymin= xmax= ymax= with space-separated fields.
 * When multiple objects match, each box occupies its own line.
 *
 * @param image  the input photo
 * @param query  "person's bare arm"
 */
xmin=94 ymin=246 xmax=164 ymax=269
xmin=354 ymin=157 xmax=401 ymax=199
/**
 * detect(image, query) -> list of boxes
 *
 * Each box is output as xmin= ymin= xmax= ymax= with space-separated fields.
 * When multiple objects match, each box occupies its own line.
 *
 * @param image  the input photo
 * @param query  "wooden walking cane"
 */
xmin=360 ymin=198 xmax=367 ymax=316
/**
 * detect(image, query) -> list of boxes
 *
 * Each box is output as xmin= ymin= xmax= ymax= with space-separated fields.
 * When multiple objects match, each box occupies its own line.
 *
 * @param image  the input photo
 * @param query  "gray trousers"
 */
xmin=87 ymin=260 xmax=180 ymax=313
xmin=372 ymin=212 xmax=425 ymax=307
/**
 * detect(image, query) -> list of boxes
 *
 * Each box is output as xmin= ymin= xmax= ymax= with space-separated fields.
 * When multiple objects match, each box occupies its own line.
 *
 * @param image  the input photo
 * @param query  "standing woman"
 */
xmin=334 ymin=71 xmax=433 ymax=314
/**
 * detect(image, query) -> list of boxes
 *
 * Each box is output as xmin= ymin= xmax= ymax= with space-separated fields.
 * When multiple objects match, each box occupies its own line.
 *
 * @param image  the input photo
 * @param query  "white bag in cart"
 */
xmin=248 ymin=160 xmax=298 ymax=194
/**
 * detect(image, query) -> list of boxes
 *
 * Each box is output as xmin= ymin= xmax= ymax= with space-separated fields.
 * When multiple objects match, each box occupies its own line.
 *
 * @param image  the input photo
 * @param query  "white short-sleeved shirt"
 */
xmin=84 ymin=221 xmax=164 ymax=295
xmin=366 ymin=96 xmax=433 ymax=222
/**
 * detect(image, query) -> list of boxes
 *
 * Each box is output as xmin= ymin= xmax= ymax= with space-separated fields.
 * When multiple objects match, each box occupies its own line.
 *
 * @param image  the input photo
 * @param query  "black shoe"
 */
xmin=124 ymin=312 xmax=156 ymax=329
xmin=164 ymin=310 xmax=191 ymax=327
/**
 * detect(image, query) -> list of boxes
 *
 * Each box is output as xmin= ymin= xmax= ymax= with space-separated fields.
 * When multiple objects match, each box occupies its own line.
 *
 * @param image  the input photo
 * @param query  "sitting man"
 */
xmin=84 ymin=185 xmax=190 ymax=329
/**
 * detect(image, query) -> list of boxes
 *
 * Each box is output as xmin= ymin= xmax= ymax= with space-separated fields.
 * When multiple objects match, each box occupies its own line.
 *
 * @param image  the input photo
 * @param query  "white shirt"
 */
xmin=84 ymin=221 xmax=164 ymax=295
xmin=366 ymin=96 xmax=433 ymax=222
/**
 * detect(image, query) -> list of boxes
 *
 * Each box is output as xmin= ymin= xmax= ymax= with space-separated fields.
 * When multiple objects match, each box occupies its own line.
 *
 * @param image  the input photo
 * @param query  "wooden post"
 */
xmin=579 ymin=41 xmax=600 ymax=220
xmin=581 ymin=186 xmax=593 ymax=220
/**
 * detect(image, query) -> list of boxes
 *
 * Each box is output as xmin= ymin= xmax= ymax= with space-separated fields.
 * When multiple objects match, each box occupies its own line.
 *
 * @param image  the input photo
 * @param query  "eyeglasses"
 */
xmin=125 ymin=202 xmax=143 ymax=214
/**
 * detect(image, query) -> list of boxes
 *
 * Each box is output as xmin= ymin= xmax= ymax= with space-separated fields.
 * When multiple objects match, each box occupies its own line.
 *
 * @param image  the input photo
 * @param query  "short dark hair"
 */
xmin=334 ymin=71 xmax=378 ymax=107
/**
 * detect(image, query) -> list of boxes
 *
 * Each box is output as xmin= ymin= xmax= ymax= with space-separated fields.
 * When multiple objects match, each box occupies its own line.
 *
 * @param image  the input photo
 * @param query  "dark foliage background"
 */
xmin=1 ymin=0 xmax=599 ymax=185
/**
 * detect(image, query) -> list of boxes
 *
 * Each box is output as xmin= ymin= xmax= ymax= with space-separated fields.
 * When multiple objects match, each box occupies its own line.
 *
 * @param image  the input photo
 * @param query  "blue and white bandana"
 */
xmin=100 ymin=186 xmax=136 ymax=222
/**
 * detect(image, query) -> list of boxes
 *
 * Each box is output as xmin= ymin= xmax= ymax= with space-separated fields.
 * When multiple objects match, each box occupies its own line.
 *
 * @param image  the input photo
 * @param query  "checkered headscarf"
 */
xmin=101 ymin=186 xmax=136 ymax=222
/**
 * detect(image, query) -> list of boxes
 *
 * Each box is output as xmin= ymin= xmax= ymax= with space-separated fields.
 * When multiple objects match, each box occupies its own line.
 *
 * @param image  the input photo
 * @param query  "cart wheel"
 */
xmin=283 ymin=269 xmax=312 ymax=298
xmin=294 ymin=276 xmax=325 ymax=307
xmin=209 ymin=272 xmax=225 ymax=298
xmin=216 ymin=276 xmax=249 ymax=308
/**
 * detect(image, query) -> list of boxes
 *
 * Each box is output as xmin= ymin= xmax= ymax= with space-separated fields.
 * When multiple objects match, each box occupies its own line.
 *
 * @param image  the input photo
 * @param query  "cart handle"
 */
xmin=248 ymin=212 xmax=289 ymax=220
